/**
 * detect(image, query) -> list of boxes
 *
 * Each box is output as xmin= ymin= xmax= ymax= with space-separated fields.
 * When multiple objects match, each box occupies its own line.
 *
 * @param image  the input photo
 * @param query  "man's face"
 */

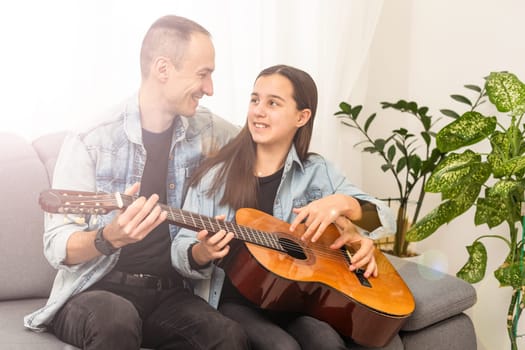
xmin=166 ymin=32 xmax=215 ymax=117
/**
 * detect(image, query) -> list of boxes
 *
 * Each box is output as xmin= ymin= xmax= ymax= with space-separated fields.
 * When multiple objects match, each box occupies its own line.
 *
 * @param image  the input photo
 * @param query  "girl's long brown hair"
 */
xmin=189 ymin=64 xmax=318 ymax=210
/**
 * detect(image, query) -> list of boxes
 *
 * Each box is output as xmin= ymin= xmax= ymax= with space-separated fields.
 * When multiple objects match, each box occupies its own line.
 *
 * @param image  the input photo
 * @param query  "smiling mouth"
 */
xmin=254 ymin=123 xmax=268 ymax=129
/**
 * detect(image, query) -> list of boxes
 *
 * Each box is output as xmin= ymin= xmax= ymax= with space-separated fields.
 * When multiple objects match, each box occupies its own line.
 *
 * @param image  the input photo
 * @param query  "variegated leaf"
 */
xmin=436 ymin=111 xmax=496 ymax=152
xmin=485 ymin=72 xmax=525 ymax=115
xmin=475 ymin=180 xmax=523 ymax=227
xmin=456 ymin=241 xmax=487 ymax=283
xmin=425 ymin=151 xmax=490 ymax=199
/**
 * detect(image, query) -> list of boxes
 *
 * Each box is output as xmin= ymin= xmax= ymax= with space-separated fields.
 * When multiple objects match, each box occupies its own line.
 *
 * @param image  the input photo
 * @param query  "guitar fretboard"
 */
xmin=158 ymin=203 xmax=286 ymax=253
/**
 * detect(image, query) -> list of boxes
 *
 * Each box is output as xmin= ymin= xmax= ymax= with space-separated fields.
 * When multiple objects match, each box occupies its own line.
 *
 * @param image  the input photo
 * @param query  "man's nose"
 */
xmin=202 ymin=76 xmax=213 ymax=96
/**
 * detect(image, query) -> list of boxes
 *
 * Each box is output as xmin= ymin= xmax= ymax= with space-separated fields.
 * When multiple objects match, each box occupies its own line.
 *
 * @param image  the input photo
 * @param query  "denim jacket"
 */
xmin=24 ymin=95 xmax=239 ymax=331
xmin=171 ymin=145 xmax=396 ymax=308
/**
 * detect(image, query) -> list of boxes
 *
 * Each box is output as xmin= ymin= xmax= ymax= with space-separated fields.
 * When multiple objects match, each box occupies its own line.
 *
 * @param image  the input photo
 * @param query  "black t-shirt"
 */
xmin=256 ymin=167 xmax=284 ymax=215
xmin=221 ymin=167 xmax=284 ymax=302
xmin=114 ymin=125 xmax=177 ymax=277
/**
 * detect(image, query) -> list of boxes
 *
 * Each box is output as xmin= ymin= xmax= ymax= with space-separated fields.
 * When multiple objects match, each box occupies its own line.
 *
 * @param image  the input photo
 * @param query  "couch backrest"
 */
xmin=0 ymin=132 xmax=65 ymax=300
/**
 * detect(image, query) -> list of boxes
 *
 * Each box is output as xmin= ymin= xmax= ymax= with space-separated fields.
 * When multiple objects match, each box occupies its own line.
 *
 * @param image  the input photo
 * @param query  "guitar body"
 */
xmin=222 ymin=208 xmax=415 ymax=348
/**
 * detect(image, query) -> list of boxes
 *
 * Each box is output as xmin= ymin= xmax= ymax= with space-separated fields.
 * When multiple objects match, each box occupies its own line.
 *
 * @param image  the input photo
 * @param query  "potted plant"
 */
xmin=334 ymin=100 xmax=447 ymax=257
xmin=406 ymin=71 xmax=525 ymax=350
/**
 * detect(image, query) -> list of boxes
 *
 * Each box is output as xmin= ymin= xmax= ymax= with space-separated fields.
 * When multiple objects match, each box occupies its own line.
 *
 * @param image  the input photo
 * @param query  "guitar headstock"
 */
xmin=39 ymin=189 xmax=125 ymax=215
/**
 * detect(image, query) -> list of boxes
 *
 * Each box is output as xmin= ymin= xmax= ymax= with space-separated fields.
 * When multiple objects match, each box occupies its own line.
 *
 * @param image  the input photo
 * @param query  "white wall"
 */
xmin=356 ymin=1 xmax=525 ymax=349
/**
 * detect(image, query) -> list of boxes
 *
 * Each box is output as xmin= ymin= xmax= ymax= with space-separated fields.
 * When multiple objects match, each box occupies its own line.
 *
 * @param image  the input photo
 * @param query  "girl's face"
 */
xmin=247 ymin=74 xmax=310 ymax=150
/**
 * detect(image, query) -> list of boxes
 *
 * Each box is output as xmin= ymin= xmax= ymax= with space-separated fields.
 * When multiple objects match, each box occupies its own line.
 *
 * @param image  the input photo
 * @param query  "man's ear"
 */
xmin=152 ymin=56 xmax=171 ymax=82
xmin=297 ymin=109 xmax=312 ymax=127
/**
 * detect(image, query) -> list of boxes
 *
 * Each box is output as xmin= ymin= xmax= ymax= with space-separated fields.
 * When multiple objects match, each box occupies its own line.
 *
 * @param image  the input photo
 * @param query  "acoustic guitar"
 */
xmin=38 ymin=189 xmax=415 ymax=348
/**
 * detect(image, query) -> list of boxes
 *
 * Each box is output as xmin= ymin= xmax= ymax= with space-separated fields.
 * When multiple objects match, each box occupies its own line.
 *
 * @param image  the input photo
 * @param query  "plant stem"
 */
xmin=508 ymin=288 xmax=519 ymax=350
xmin=394 ymin=203 xmax=409 ymax=256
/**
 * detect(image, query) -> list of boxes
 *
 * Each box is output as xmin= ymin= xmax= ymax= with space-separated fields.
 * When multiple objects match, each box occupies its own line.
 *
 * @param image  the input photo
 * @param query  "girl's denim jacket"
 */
xmin=171 ymin=146 xmax=396 ymax=308
xmin=24 ymin=95 xmax=239 ymax=330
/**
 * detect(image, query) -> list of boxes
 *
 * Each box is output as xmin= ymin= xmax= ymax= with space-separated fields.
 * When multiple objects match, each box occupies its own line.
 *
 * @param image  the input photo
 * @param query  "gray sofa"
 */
xmin=0 ymin=131 xmax=478 ymax=349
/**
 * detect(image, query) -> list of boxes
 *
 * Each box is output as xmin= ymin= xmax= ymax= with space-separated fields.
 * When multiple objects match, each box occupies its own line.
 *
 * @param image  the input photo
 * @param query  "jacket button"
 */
xmin=169 ymin=183 xmax=175 ymax=189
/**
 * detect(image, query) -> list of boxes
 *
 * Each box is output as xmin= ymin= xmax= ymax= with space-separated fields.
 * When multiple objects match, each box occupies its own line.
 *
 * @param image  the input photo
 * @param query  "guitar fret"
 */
xmin=261 ymin=230 xmax=271 ymax=248
xmin=245 ymin=226 xmax=256 ymax=244
xmin=225 ymin=221 xmax=238 ymax=239
xmin=189 ymin=211 xmax=197 ymax=228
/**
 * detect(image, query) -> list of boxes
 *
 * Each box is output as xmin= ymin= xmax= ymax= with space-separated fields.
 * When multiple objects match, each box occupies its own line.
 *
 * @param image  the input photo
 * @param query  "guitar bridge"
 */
xmin=343 ymin=247 xmax=372 ymax=288
xmin=354 ymin=269 xmax=372 ymax=288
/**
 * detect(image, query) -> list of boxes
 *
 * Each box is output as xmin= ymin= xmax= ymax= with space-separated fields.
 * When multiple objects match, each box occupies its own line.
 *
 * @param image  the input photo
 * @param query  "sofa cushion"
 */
xmin=387 ymin=255 xmax=477 ymax=331
xmin=0 ymin=133 xmax=56 ymax=300
xmin=0 ymin=298 xmax=78 ymax=349
xmin=32 ymin=131 xmax=66 ymax=183
xmin=400 ymin=313 xmax=477 ymax=350
xmin=347 ymin=333 xmax=403 ymax=350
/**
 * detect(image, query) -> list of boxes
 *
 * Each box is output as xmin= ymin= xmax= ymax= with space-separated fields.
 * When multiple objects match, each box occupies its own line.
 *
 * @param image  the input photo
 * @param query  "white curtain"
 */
xmin=0 ymin=0 xmax=384 ymax=183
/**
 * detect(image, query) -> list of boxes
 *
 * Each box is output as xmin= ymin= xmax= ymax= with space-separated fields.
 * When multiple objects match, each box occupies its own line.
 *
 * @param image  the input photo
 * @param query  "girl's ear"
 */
xmin=296 ymin=109 xmax=312 ymax=127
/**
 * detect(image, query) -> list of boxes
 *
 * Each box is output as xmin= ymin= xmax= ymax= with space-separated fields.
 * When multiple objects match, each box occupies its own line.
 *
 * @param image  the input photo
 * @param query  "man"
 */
xmin=24 ymin=15 xmax=249 ymax=350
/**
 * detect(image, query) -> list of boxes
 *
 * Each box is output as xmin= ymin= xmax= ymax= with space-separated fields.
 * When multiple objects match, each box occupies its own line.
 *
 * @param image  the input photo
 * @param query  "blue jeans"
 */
xmin=52 ymin=280 xmax=249 ymax=350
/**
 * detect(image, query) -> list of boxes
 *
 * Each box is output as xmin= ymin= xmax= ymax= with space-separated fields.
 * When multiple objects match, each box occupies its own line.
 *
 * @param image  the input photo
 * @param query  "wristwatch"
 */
xmin=94 ymin=226 xmax=117 ymax=256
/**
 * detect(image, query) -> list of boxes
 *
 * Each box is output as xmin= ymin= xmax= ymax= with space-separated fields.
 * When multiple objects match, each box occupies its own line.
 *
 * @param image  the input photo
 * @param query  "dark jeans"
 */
xmin=52 ymin=280 xmax=250 ymax=350
xmin=219 ymin=301 xmax=347 ymax=350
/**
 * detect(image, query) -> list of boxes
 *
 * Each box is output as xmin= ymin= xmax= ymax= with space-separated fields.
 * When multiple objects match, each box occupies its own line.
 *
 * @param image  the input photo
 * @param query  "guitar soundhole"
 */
xmin=278 ymin=238 xmax=307 ymax=260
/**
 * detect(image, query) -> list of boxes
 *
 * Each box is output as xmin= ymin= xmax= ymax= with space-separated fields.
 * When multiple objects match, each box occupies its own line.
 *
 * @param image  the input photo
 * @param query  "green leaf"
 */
xmin=374 ymin=139 xmax=386 ymax=152
xmin=381 ymin=163 xmax=393 ymax=172
xmin=436 ymin=111 xmax=497 ymax=152
xmin=485 ymin=71 xmax=525 ymax=114
xmin=475 ymin=180 xmax=523 ymax=228
xmin=494 ymin=259 xmax=525 ymax=288
xmin=350 ymin=105 xmax=363 ymax=119
xmin=387 ymin=145 xmax=396 ymax=161
xmin=418 ymin=106 xmax=429 ymax=117
xmin=420 ymin=148 xmax=444 ymax=174
xmin=363 ymin=146 xmax=378 ymax=154
xmin=408 ymin=154 xmax=422 ymax=174
xmin=425 ymin=151 xmax=490 ymax=199
xmin=364 ymin=113 xmax=377 ymax=133
xmin=396 ymin=157 xmax=407 ymax=173
xmin=440 ymin=109 xmax=461 ymax=119
xmin=406 ymin=201 xmax=456 ymax=241
xmin=456 ymin=241 xmax=487 ymax=283
xmin=381 ymin=99 xmax=418 ymax=115
xmin=338 ymin=102 xmax=352 ymax=115
xmin=451 ymin=94 xmax=472 ymax=106
xmin=464 ymin=84 xmax=482 ymax=93
xmin=491 ymin=155 xmax=525 ymax=178
xmin=340 ymin=120 xmax=357 ymax=128
xmin=420 ymin=114 xmax=432 ymax=130
xmin=421 ymin=131 xmax=431 ymax=146
xmin=407 ymin=182 xmax=479 ymax=241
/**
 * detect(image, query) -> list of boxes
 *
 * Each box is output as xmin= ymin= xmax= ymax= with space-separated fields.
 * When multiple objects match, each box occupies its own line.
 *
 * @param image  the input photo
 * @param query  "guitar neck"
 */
xmin=122 ymin=195 xmax=283 ymax=252
xmin=39 ymin=189 xmax=285 ymax=253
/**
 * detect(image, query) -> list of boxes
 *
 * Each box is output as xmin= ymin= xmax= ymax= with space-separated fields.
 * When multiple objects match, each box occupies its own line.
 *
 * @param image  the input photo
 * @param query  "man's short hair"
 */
xmin=140 ymin=15 xmax=211 ymax=78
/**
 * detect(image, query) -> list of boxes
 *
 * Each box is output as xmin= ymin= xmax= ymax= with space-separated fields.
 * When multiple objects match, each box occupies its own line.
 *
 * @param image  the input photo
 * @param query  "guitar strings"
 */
xmin=168 ymin=211 xmax=352 ymax=266
xmin=57 ymin=194 xmax=353 ymax=266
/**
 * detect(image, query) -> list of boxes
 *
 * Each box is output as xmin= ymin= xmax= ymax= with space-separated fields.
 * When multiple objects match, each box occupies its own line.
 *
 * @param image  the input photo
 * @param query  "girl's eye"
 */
xmin=269 ymin=100 xmax=278 ymax=107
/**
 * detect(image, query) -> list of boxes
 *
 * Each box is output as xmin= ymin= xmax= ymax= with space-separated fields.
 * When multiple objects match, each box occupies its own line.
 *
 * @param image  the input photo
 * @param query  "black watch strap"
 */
xmin=94 ymin=226 xmax=117 ymax=256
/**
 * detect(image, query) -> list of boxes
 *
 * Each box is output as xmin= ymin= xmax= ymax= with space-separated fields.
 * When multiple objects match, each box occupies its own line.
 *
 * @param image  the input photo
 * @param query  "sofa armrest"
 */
xmin=387 ymin=254 xmax=477 ymax=331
